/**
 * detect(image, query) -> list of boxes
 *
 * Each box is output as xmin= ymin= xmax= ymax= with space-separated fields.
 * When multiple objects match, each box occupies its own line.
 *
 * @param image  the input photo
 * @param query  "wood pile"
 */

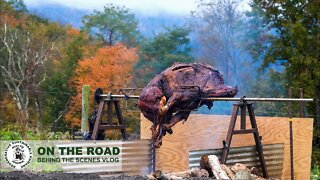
xmin=147 ymin=155 xmax=277 ymax=180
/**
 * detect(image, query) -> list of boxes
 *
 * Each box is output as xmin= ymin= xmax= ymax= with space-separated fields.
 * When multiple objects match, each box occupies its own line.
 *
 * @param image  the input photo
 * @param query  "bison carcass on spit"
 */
xmin=138 ymin=63 xmax=238 ymax=147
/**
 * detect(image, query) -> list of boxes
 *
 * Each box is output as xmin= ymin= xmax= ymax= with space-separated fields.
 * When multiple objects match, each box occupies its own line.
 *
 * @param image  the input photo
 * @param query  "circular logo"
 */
xmin=5 ymin=141 xmax=33 ymax=169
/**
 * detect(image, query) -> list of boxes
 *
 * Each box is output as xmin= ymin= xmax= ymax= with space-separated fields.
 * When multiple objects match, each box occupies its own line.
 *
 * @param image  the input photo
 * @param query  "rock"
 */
xmin=235 ymin=169 xmax=251 ymax=180
xmin=199 ymin=169 xmax=210 ymax=177
xmin=250 ymin=167 xmax=260 ymax=176
xmin=231 ymin=163 xmax=248 ymax=172
xmin=153 ymin=170 xmax=168 ymax=180
xmin=147 ymin=174 xmax=157 ymax=179
xmin=190 ymin=168 xmax=210 ymax=177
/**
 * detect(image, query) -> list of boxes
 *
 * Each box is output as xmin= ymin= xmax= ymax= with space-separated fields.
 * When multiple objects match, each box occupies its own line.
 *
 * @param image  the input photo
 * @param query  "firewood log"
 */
xmin=167 ymin=170 xmax=190 ymax=177
xmin=208 ymin=155 xmax=230 ymax=179
xmin=221 ymin=164 xmax=235 ymax=180
xmin=164 ymin=174 xmax=183 ymax=180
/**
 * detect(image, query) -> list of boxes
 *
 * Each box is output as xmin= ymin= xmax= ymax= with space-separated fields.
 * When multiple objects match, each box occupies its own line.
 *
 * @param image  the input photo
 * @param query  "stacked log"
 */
xmin=148 ymin=155 xmax=272 ymax=180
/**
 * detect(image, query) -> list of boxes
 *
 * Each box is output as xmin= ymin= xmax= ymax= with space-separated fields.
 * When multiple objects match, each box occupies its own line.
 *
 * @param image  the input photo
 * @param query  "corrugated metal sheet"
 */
xmin=189 ymin=143 xmax=284 ymax=178
xmin=59 ymin=140 xmax=155 ymax=177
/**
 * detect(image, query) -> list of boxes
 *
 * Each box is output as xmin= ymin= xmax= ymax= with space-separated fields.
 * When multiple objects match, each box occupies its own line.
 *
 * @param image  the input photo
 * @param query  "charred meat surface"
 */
xmin=138 ymin=63 xmax=237 ymax=147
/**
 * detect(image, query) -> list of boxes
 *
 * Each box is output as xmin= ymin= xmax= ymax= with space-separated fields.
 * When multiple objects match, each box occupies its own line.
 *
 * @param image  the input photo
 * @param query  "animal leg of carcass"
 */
xmin=155 ymin=113 xmax=174 ymax=147
xmin=153 ymin=122 xmax=165 ymax=148
xmin=163 ymin=112 xmax=173 ymax=135
xmin=152 ymin=111 xmax=163 ymax=143
xmin=163 ymin=111 xmax=191 ymax=130
xmin=153 ymin=96 xmax=167 ymax=147
xmin=155 ymin=122 xmax=164 ymax=148
xmin=154 ymin=114 xmax=175 ymax=147
xmin=160 ymin=92 xmax=183 ymax=116
xmin=159 ymin=96 xmax=174 ymax=134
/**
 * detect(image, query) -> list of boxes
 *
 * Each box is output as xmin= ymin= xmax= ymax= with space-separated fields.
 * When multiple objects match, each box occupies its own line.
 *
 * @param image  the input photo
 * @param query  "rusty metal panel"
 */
xmin=60 ymin=140 xmax=154 ymax=176
xmin=189 ymin=143 xmax=284 ymax=178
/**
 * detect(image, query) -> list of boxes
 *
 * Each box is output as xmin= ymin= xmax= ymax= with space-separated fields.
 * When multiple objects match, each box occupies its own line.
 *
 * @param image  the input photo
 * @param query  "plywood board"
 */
xmin=140 ymin=114 xmax=313 ymax=179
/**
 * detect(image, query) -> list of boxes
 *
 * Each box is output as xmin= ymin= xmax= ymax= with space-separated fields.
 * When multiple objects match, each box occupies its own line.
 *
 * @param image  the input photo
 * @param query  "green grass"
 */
xmin=311 ymin=164 xmax=320 ymax=180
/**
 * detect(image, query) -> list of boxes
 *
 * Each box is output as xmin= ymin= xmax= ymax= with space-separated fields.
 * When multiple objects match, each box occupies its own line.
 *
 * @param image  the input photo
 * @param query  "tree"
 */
xmin=251 ymin=0 xmax=320 ymax=122
xmin=65 ymin=43 xmax=137 ymax=126
xmin=42 ymin=27 xmax=89 ymax=131
xmin=134 ymin=26 xmax=193 ymax=86
xmin=251 ymin=0 xmax=320 ymax=166
xmin=0 ymin=17 xmax=64 ymax=127
xmin=192 ymin=0 xmax=249 ymax=85
xmin=7 ymin=0 xmax=27 ymax=13
xmin=82 ymin=4 xmax=139 ymax=46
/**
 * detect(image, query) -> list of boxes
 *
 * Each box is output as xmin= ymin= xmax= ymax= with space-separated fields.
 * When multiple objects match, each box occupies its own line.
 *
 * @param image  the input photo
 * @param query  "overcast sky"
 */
xmin=24 ymin=0 xmax=250 ymax=15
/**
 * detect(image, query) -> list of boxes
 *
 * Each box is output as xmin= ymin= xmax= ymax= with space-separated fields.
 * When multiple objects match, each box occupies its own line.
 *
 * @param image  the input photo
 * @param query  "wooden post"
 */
xmin=316 ymin=86 xmax=320 ymax=128
xmin=81 ymin=85 xmax=90 ymax=132
xmin=288 ymin=87 xmax=294 ymax=180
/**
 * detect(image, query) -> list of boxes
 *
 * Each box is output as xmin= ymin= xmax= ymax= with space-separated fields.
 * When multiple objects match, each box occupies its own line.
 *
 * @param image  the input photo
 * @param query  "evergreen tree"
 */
xmin=134 ymin=26 xmax=193 ymax=86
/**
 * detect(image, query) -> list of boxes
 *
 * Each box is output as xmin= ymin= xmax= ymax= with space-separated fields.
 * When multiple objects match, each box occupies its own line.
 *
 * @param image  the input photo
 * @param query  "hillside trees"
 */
xmin=192 ymin=0 xmax=248 ymax=85
xmin=42 ymin=28 xmax=89 ymax=131
xmin=191 ymin=0 xmax=292 ymax=116
xmin=65 ymin=43 xmax=137 ymax=127
xmin=0 ymin=0 xmax=88 ymax=133
xmin=82 ymin=4 xmax=139 ymax=46
xmin=0 ymin=6 xmax=65 ymax=128
xmin=1 ymin=1 xmax=193 ymax=136
xmin=134 ymin=26 xmax=193 ymax=86
xmin=76 ymin=5 xmax=194 ymax=136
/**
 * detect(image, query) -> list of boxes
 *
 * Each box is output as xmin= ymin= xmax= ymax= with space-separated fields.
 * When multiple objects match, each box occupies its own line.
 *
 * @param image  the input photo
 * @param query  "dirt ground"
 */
xmin=0 ymin=171 xmax=102 ymax=180
xmin=0 ymin=171 xmax=214 ymax=180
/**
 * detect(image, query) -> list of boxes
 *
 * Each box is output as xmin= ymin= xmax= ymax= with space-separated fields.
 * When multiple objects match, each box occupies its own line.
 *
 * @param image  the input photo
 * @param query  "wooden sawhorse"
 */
xmin=221 ymin=101 xmax=268 ymax=178
xmin=92 ymin=97 xmax=127 ymax=140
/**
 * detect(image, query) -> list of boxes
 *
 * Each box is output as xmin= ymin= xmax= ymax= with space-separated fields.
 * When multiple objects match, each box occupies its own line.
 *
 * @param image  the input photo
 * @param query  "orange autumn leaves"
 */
xmin=65 ymin=43 xmax=137 ymax=126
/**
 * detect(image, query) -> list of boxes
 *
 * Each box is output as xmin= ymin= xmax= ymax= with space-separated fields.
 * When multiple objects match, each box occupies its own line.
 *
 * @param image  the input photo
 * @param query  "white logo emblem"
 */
xmin=5 ymin=141 xmax=33 ymax=169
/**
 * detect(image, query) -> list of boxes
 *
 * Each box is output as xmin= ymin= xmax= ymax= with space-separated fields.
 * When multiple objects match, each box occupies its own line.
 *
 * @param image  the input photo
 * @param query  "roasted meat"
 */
xmin=138 ymin=63 xmax=237 ymax=147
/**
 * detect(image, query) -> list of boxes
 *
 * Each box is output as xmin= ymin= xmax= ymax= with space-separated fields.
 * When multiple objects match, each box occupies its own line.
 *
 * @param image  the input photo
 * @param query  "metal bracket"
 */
xmin=94 ymin=88 xmax=104 ymax=104
xmin=119 ymin=88 xmax=143 ymax=112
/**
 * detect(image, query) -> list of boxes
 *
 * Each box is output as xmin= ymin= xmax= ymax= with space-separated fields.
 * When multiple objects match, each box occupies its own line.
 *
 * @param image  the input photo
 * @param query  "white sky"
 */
xmin=24 ymin=0 xmax=250 ymax=15
xmin=24 ymin=0 xmax=198 ymax=15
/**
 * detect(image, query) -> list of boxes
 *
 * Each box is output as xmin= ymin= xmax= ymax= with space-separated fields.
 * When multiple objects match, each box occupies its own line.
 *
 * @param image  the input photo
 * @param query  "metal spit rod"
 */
xmin=100 ymin=94 xmax=140 ymax=99
xmin=202 ymin=97 xmax=314 ymax=102
xmin=99 ymin=94 xmax=314 ymax=102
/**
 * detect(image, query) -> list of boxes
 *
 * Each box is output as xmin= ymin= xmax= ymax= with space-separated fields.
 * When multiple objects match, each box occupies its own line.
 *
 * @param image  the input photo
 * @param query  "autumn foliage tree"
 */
xmin=65 ymin=43 xmax=137 ymax=126
xmin=0 ymin=0 xmax=65 ymax=128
